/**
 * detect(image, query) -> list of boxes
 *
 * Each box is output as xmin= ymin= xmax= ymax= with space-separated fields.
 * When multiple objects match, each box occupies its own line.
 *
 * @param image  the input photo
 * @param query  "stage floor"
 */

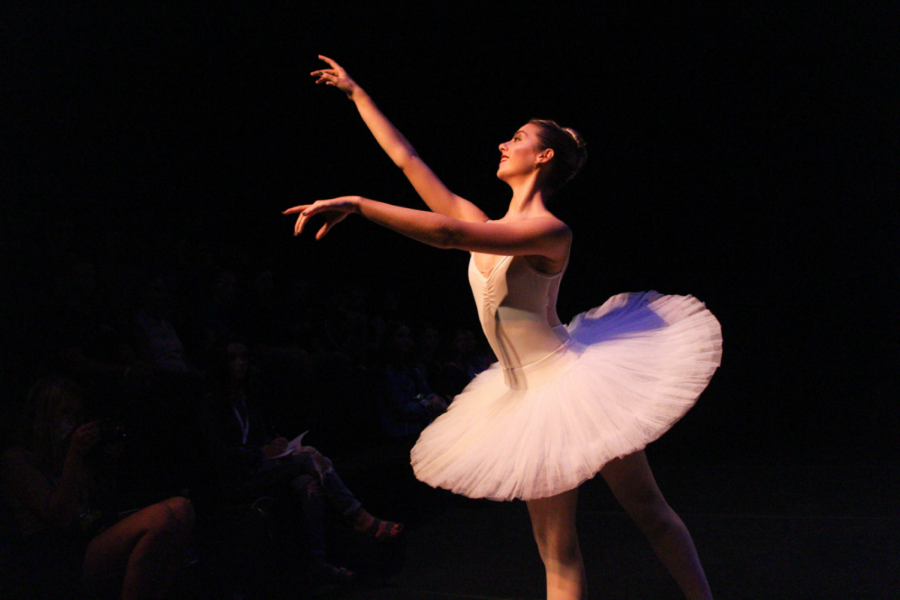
xmin=175 ymin=460 xmax=900 ymax=599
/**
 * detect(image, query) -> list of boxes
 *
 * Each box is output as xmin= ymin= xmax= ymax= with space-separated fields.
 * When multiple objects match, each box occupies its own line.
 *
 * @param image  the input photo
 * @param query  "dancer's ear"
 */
xmin=536 ymin=148 xmax=554 ymax=165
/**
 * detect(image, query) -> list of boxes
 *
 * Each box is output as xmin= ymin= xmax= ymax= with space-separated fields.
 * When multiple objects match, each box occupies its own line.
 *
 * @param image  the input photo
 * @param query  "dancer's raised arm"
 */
xmin=312 ymin=56 xmax=488 ymax=223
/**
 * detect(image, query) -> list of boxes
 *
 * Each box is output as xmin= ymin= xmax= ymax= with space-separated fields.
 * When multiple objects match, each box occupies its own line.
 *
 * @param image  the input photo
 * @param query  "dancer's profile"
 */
xmin=285 ymin=55 xmax=722 ymax=600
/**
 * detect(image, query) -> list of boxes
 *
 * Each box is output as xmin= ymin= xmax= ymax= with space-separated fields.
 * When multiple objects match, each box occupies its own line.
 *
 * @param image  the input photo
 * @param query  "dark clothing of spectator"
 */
xmin=379 ymin=364 xmax=439 ymax=438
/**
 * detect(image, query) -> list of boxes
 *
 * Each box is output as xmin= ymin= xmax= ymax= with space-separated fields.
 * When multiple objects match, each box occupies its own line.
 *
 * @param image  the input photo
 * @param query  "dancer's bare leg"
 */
xmin=601 ymin=451 xmax=713 ymax=600
xmin=526 ymin=487 xmax=586 ymax=600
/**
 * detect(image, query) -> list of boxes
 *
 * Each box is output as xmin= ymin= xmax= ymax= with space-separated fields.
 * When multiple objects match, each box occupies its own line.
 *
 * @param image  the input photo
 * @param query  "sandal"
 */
xmin=364 ymin=517 xmax=404 ymax=541
xmin=352 ymin=508 xmax=404 ymax=541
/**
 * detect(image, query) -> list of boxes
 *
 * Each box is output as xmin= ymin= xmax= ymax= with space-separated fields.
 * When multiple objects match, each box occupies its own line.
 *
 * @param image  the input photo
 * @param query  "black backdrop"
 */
xmin=4 ymin=2 xmax=898 ymax=462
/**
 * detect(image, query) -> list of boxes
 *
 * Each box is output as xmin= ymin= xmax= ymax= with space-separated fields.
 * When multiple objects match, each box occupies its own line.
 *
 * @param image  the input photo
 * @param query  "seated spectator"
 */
xmin=242 ymin=269 xmax=313 ymax=427
xmin=197 ymin=268 xmax=242 ymax=373
xmin=131 ymin=271 xmax=206 ymax=493
xmin=282 ymin=275 xmax=320 ymax=356
xmin=244 ymin=269 xmax=311 ymax=376
xmin=414 ymin=324 xmax=445 ymax=397
xmin=321 ymin=284 xmax=370 ymax=369
xmin=441 ymin=327 xmax=492 ymax=399
xmin=46 ymin=259 xmax=196 ymax=493
xmin=369 ymin=288 xmax=403 ymax=353
xmin=48 ymin=256 xmax=159 ymax=418
xmin=133 ymin=273 xmax=192 ymax=375
xmin=0 ymin=378 xmax=193 ymax=600
xmin=200 ymin=342 xmax=402 ymax=585
xmin=379 ymin=323 xmax=447 ymax=438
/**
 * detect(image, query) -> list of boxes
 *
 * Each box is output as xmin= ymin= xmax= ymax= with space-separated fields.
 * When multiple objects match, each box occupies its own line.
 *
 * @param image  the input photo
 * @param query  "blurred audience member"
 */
xmin=322 ymin=285 xmax=370 ymax=368
xmin=379 ymin=323 xmax=446 ymax=438
xmin=52 ymin=257 xmax=152 ymax=385
xmin=0 ymin=378 xmax=193 ymax=600
xmin=198 ymin=268 xmax=242 ymax=373
xmin=200 ymin=342 xmax=403 ymax=585
xmin=131 ymin=271 xmax=205 ymax=493
xmin=133 ymin=273 xmax=192 ymax=375
xmin=414 ymin=324 xmax=442 ymax=388
xmin=441 ymin=327 xmax=492 ymax=399
xmin=244 ymin=269 xmax=311 ymax=378
xmin=369 ymin=289 xmax=402 ymax=352
xmin=48 ymin=256 xmax=158 ymax=428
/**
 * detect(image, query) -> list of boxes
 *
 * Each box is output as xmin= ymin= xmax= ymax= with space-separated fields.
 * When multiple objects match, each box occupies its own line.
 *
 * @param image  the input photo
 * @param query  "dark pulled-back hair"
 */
xmin=528 ymin=119 xmax=587 ymax=194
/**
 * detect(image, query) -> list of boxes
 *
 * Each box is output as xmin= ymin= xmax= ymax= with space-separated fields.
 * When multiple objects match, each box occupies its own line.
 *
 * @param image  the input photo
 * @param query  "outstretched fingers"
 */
xmin=311 ymin=56 xmax=342 ymax=84
xmin=282 ymin=205 xmax=309 ymax=215
xmin=311 ymin=56 xmax=355 ymax=92
xmin=311 ymin=69 xmax=335 ymax=85
xmin=318 ymin=55 xmax=341 ymax=70
xmin=284 ymin=199 xmax=353 ymax=239
xmin=283 ymin=205 xmax=311 ymax=236
xmin=293 ymin=213 xmax=305 ymax=236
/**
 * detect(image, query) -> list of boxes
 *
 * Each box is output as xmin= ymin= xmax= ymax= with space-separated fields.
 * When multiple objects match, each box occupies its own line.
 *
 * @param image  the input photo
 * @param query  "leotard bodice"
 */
xmin=468 ymin=253 xmax=576 ymax=389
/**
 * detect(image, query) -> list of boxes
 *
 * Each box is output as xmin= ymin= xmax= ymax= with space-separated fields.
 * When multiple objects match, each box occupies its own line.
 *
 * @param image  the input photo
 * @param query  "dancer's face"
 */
xmin=497 ymin=123 xmax=552 ymax=181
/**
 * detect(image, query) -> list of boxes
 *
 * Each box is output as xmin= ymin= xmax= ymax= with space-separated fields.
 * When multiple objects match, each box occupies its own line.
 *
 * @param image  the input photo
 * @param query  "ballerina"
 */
xmin=285 ymin=55 xmax=721 ymax=600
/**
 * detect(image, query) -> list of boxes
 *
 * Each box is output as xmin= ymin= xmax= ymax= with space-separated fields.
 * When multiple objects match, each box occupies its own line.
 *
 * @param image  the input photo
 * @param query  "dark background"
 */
xmin=3 ymin=2 xmax=898 ymax=463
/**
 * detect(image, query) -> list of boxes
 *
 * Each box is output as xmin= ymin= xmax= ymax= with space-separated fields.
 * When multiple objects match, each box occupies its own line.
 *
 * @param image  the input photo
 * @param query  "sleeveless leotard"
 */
xmin=469 ymin=253 xmax=574 ymax=389
xmin=411 ymin=244 xmax=722 ymax=501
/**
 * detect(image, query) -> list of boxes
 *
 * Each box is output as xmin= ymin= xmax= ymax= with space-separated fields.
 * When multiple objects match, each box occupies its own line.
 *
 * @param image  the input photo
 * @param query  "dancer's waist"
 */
xmin=500 ymin=334 xmax=583 ymax=390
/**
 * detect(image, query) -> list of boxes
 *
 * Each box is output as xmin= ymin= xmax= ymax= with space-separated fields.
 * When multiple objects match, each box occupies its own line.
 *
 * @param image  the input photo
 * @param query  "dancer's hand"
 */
xmin=311 ymin=55 xmax=360 ymax=98
xmin=284 ymin=196 xmax=362 ymax=240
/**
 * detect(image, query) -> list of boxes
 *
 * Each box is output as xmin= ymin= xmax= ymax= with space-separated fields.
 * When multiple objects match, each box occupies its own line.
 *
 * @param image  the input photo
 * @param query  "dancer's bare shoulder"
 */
xmin=490 ymin=213 xmax=570 ymax=274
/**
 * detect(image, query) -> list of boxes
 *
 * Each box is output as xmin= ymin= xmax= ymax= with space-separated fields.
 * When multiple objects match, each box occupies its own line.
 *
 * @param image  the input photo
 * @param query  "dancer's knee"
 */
xmin=532 ymin=524 xmax=580 ymax=565
xmin=528 ymin=490 xmax=580 ymax=565
xmin=629 ymin=499 xmax=680 ymax=539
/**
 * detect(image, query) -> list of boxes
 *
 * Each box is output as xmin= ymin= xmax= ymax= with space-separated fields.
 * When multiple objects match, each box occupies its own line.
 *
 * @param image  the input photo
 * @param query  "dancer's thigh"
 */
xmin=526 ymin=487 xmax=579 ymax=541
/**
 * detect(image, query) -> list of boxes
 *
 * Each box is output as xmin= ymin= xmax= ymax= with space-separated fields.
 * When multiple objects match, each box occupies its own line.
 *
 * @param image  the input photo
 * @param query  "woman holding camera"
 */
xmin=1 ymin=378 xmax=194 ymax=600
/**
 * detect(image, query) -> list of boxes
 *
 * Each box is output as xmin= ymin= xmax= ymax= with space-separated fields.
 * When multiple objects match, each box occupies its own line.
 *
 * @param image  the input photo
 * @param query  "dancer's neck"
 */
xmin=505 ymin=178 xmax=550 ymax=219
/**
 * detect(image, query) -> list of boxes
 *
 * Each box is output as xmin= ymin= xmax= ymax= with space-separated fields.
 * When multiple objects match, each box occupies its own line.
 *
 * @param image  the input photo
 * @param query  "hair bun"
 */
xmin=562 ymin=127 xmax=587 ymax=170
xmin=563 ymin=127 xmax=585 ymax=147
xmin=528 ymin=119 xmax=587 ymax=192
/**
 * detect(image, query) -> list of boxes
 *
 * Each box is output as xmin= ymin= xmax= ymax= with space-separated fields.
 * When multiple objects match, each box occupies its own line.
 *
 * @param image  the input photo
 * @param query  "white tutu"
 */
xmin=411 ymin=291 xmax=723 ymax=501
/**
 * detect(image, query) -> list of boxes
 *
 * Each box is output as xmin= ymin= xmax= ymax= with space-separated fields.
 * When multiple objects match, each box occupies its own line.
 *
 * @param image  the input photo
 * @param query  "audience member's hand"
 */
xmin=69 ymin=422 xmax=100 ymax=458
xmin=262 ymin=438 xmax=289 ymax=459
xmin=428 ymin=396 xmax=448 ymax=414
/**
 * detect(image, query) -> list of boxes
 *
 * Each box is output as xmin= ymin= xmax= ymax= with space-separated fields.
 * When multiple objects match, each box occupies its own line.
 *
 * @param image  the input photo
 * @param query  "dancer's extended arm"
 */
xmin=312 ymin=56 xmax=488 ymax=223
xmin=284 ymin=196 xmax=569 ymax=258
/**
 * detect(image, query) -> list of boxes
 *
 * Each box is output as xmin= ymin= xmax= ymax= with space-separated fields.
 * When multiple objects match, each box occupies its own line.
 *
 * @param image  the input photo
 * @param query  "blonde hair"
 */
xmin=19 ymin=378 xmax=82 ymax=471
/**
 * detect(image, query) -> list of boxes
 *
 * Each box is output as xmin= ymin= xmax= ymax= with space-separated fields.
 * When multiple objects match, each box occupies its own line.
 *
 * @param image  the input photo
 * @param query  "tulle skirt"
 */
xmin=410 ymin=291 xmax=723 ymax=501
